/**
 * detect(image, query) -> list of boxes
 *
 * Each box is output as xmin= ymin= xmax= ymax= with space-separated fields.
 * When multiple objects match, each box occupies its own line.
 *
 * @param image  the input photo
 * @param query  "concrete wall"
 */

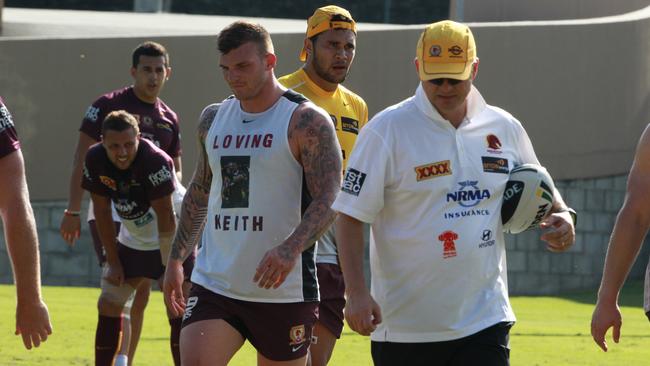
xmin=2 ymin=7 xmax=650 ymax=201
xmin=2 ymin=6 xmax=650 ymax=293
xmin=451 ymin=0 xmax=650 ymax=21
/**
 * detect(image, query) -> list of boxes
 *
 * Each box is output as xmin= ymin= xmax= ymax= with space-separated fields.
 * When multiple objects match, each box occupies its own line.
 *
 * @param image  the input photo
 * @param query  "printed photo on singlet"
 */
xmin=220 ymin=156 xmax=250 ymax=208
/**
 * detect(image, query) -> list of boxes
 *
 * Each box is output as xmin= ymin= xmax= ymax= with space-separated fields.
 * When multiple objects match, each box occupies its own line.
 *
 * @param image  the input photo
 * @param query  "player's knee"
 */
xmin=98 ymin=283 xmax=136 ymax=315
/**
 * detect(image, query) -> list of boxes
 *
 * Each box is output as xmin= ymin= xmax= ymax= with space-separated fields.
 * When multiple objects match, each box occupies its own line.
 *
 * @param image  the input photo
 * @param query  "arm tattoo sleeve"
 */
xmin=285 ymin=107 xmax=342 ymax=256
xmin=170 ymin=104 xmax=219 ymax=261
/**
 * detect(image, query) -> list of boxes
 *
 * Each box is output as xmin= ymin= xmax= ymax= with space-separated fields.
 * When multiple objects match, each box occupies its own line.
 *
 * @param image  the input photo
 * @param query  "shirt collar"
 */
xmin=298 ymin=68 xmax=338 ymax=98
xmin=414 ymin=83 xmax=487 ymax=125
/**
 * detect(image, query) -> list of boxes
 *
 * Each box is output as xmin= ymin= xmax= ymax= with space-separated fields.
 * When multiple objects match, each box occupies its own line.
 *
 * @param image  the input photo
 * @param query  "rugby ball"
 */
xmin=501 ymin=164 xmax=555 ymax=234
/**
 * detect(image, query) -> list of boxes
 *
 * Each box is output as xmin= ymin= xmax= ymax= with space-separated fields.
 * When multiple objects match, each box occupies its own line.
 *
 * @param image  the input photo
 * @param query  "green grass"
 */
xmin=0 ymin=283 xmax=648 ymax=365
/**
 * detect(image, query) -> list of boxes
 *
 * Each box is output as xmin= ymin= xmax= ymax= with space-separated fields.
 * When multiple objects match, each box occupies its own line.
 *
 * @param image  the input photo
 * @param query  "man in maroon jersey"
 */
xmin=0 ymin=97 xmax=52 ymax=349
xmin=59 ymin=41 xmax=187 ymax=366
xmin=83 ymin=110 xmax=176 ymax=366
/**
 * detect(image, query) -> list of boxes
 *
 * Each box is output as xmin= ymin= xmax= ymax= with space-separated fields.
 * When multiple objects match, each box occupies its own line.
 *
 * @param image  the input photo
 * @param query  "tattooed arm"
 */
xmin=253 ymin=103 xmax=342 ymax=289
xmin=163 ymin=104 xmax=218 ymax=316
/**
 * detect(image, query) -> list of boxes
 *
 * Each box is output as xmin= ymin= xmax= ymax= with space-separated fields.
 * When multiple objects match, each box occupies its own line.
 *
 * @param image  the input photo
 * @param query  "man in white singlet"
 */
xmin=162 ymin=21 xmax=342 ymax=366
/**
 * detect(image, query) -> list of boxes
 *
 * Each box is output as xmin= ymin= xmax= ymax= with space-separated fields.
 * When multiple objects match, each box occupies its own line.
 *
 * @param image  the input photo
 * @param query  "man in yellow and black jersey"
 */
xmin=279 ymin=5 xmax=368 ymax=366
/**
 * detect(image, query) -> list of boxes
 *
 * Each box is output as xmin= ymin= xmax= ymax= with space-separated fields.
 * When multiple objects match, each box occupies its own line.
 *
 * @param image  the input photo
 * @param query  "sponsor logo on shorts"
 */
xmin=438 ymin=230 xmax=458 ymax=258
xmin=486 ymin=134 xmax=502 ymax=154
xmin=148 ymin=165 xmax=173 ymax=187
xmin=479 ymin=229 xmax=496 ymax=248
xmin=183 ymin=296 xmax=198 ymax=321
xmin=0 ymin=105 xmax=15 ymax=132
xmin=415 ymin=160 xmax=451 ymax=181
xmin=482 ymin=156 xmax=509 ymax=174
xmin=84 ymin=106 xmax=100 ymax=122
xmin=342 ymin=168 xmax=366 ymax=196
xmin=341 ymin=117 xmax=359 ymax=135
xmin=100 ymin=175 xmax=117 ymax=191
xmin=289 ymin=324 xmax=307 ymax=350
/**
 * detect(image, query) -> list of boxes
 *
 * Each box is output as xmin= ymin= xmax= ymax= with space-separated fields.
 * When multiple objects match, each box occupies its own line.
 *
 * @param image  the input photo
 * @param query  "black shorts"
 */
xmin=182 ymin=284 xmax=319 ymax=361
xmin=371 ymin=321 xmax=513 ymax=366
xmin=316 ymin=263 xmax=345 ymax=338
xmin=117 ymin=242 xmax=165 ymax=280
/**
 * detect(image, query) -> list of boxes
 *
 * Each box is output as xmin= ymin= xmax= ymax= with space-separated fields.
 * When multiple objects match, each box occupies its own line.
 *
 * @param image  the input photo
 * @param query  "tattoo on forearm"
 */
xmin=170 ymin=104 xmax=218 ymax=261
xmin=285 ymin=108 xmax=342 ymax=256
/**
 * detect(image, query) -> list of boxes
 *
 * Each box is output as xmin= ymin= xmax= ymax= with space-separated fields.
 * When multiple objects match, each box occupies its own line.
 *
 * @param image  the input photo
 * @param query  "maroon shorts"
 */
xmin=316 ymin=263 xmax=346 ymax=338
xmin=89 ymin=219 xmax=195 ymax=279
xmin=117 ymin=243 xmax=165 ymax=280
xmin=182 ymin=284 xmax=319 ymax=361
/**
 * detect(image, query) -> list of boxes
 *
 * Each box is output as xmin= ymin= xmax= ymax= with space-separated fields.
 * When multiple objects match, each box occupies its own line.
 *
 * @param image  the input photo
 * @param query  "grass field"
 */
xmin=0 ymin=282 xmax=648 ymax=365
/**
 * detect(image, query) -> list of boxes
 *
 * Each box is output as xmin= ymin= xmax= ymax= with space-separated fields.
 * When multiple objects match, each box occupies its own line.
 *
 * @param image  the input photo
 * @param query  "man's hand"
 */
xmin=253 ymin=243 xmax=299 ymax=289
xmin=345 ymin=290 xmax=382 ymax=336
xmin=59 ymin=214 xmax=81 ymax=246
xmin=103 ymin=261 xmax=124 ymax=286
xmin=591 ymin=300 xmax=622 ymax=352
xmin=540 ymin=211 xmax=575 ymax=252
xmin=163 ymin=259 xmax=186 ymax=317
xmin=15 ymin=299 xmax=52 ymax=350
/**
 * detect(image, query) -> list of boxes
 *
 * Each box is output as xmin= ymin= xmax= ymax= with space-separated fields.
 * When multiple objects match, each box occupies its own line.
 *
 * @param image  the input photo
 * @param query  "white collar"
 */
xmin=414 ymin=83 xmax=487 ymax=126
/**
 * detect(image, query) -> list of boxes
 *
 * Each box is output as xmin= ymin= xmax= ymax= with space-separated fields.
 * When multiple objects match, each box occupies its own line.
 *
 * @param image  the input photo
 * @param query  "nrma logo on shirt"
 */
xmin=446 ymin=180 xmax=491 ymax=208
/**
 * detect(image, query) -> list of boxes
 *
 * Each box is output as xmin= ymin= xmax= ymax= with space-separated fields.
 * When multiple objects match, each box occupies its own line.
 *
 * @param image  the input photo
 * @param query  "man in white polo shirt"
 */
xmin=333 ymin=20 xmax=577 ymax=365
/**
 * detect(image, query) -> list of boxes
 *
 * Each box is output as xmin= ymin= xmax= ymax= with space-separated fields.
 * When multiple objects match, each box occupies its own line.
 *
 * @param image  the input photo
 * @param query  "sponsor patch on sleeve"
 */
xmin=481 ymin=156 xmax=509 ymax=174
xmin=342 ymin=168 xmax=366 ymax=196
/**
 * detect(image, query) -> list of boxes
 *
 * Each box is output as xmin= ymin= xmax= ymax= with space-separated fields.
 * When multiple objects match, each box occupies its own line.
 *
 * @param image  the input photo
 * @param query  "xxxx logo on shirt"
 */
xmin=99 ymin=175 xmax=117 ymax=191
xmin=414 ymin=160 xmax=451 ymax=181
xmin=438 ymin=230 xmax=458 ymax=258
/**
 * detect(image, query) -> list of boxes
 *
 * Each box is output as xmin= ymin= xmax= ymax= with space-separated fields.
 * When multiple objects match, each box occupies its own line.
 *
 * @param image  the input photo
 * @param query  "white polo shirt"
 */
xmin=332 ymin=84 xmax=539 ymax=342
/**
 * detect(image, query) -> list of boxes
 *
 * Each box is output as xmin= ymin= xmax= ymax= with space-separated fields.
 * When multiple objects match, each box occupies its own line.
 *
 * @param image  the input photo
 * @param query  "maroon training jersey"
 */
xmin=0 ymin=97 xmax=20 ymax=159
xmin=82 ymin=138 xmax=176 ymax=221
xmin=79 ymin=86 xmax=181 ymax=158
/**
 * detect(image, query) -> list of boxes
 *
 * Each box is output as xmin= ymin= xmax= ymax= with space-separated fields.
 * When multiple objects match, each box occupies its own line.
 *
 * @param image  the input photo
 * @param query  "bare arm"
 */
xmin=591 ymin=126 xmax=650 ymax=351
xmin=60 ymin=132 xmax=95 ymax=245
xmin=254 ymin=104 xmax=342 ymax=289
xmin=0 ymin=150 xmax=52 ymax=349
xmin=337 ymin=213 xmax=381 ymax=336
xmin=91 ymin=192 xmax=123 ymax=285
xmin=163 ymin=104 xmax=217 ymax=316
xmin=150 ymin=193 xmax=176 ymax=264
xmin=168 ymin=105 xmax=217 ymax=263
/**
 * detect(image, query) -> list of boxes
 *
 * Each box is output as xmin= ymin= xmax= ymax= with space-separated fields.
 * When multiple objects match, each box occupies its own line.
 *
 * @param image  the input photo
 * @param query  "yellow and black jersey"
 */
xmin=279 ymin=68 xmax=368 ymax=170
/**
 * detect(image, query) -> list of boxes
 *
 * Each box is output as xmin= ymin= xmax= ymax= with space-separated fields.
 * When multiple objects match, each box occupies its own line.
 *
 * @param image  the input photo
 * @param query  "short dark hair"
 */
xmin=217 ymin=21 xmax=273 ymax=56
xmin=132 ymin=41 xmax=169 ymax=68
xmin=102 ymin=110 xmax=140 ymax=135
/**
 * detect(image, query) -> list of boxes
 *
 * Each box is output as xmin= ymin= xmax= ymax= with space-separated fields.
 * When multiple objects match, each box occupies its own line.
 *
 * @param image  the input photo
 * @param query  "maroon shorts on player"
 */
xmin=117 ymin=243 xmax=164 ymax=280
xmin=182 ymin=284 xmax=319 ymax=361
xmin=90 ymin=219 xmax=194 ymax=280
xmin=316 ymin=263 xmax=346 ymax=338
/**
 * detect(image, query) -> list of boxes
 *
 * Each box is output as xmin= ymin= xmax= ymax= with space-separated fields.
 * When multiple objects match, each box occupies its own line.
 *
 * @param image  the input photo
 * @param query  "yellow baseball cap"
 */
xmin=300 ymin=5 xmax=357 ymax=62
xmin=416 ymin=20 xmax=477 ymax=81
